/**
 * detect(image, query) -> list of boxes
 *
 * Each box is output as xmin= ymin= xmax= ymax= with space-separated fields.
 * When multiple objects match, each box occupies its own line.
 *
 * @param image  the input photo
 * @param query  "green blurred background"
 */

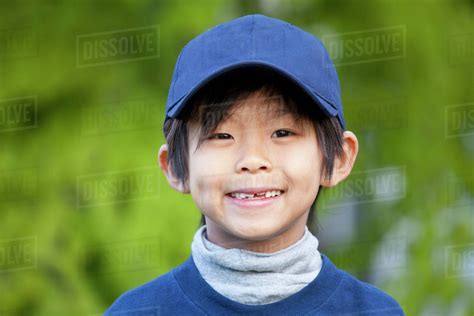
xmin=0 ymin=0 xmax=473 ymax=315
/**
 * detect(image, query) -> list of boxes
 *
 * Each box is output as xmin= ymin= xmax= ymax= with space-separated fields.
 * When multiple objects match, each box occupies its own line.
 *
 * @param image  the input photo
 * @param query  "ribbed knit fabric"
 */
xmin=190 ymin=225 xmax=322 ymax=305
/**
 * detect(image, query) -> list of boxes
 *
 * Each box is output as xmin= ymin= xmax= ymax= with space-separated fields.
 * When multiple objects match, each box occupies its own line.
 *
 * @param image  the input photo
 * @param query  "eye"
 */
xmin=209 ymin=133 xmax=232 ymax=140
xmin=272 ymin=129 xmax=294 ymax=138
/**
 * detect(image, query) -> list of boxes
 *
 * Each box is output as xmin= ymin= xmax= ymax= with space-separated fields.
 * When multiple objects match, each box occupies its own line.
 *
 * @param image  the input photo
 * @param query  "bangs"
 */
xmin=179 ymin=67 xmax=326 ymax=153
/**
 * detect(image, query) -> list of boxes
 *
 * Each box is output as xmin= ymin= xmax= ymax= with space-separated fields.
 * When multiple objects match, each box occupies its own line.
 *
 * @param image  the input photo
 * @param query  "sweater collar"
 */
xmin=190 ymin=225 xmax=323 ymax=305
xmin=173 ymin=225 xmax=343 ymax=312
xmin=195 ymin=224 xmax=319 ymax=271
xmin=173 ymin=249 xmax=343 ymax=314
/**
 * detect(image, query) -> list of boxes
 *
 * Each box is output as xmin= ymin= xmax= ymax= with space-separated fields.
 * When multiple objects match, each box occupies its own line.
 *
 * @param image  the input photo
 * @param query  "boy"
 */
xmin=105 ymin=14 xmax=405 ymax=315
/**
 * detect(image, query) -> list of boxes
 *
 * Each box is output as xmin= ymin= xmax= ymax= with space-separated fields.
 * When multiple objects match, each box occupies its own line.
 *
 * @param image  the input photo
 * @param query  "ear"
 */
xmin=158 ymin=144 xmax=190 ymax=193
xmin=320 ymin=131 xmax=359 ymax=187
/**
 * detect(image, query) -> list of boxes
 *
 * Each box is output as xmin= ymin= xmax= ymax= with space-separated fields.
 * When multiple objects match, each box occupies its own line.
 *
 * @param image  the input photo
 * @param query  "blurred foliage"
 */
xmin=0 ymin=0 xmax=473 ymax=315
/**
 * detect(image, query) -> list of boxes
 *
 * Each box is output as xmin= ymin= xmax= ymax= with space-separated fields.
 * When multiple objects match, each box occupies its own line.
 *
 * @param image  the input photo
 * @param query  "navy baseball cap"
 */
xmin=165 ymin=14 xmax=346 ymax=129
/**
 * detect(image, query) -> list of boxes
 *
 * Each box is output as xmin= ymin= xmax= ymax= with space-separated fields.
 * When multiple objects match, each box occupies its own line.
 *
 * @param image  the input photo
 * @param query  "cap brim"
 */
xmin=167 ymin=61 xmax=340 ymax=121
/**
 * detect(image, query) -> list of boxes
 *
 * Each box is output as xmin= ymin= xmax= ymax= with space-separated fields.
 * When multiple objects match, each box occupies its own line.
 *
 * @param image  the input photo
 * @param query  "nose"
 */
xmin=235 ymin=138 xmax=272 ymax=174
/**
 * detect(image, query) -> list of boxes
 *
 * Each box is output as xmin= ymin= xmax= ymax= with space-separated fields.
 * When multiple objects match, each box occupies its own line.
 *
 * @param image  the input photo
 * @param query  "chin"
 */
xmin=225 ymin=218 xmax=284 ymax=241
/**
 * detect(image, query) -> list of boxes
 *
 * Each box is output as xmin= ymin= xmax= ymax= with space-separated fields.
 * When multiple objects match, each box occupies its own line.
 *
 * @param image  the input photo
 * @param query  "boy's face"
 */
xmin=186 ymin=92 xmax=324 ymax=252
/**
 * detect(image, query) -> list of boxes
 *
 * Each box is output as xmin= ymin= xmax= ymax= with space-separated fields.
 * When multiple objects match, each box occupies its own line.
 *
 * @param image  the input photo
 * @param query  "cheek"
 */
xmin=276 ymin=142 xmax=322 ymax=198
xmin=188 ymin=151 xmax=232 ymax=210
xmin=189 ymin=150 xmax=232 ymax=185
xmin=277 ymin=141 xmax=321 ymax=177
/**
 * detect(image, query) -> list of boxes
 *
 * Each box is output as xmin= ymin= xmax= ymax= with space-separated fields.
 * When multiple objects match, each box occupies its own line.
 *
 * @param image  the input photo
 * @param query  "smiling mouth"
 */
xmin=225 ymin=190 xmax=285 ymax=200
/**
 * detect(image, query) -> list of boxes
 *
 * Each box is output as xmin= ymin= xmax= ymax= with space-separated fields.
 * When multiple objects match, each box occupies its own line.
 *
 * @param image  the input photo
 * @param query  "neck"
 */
xmin=204 ymin=212 xmax=309 ymax=253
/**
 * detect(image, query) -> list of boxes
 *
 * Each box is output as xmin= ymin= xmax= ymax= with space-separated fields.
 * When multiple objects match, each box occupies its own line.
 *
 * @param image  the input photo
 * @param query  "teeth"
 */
xmin=230 ymin=190 xmax=282 ymax=200
xmin=265 ymin=191 xmax=277 ymax=198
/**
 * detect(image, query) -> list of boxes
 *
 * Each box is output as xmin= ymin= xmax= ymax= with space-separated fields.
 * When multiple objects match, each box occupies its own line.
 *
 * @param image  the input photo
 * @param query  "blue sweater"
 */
xmin=104 ymin=253 xmax=404 ymax=315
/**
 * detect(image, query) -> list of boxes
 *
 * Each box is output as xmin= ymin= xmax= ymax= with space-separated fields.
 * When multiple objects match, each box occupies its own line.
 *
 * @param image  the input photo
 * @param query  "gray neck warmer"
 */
xmin=190 ymin=225 xmax=323 ymax=305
